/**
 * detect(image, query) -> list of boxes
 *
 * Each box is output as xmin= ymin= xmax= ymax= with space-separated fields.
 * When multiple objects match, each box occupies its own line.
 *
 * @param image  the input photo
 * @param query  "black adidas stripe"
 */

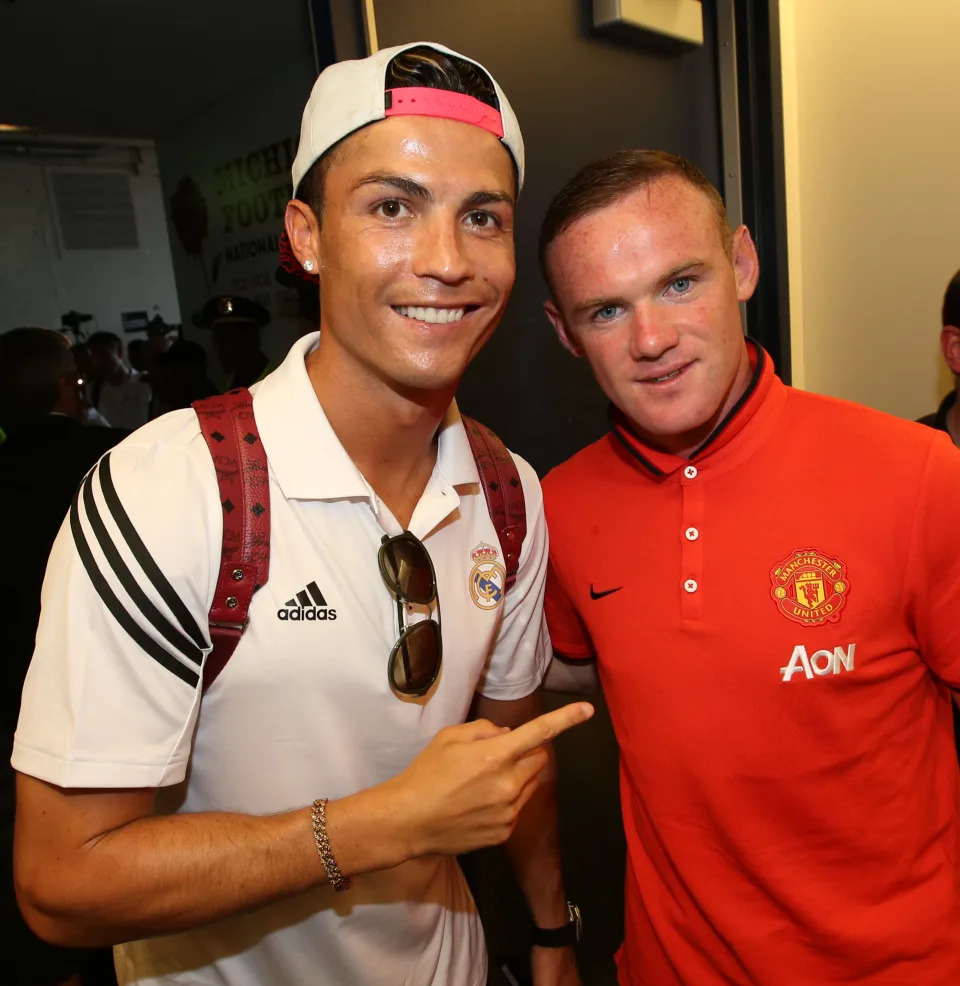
xmin=98 ymin=453 xmax=208 ymax=651
xmin=81 ymin=468 xmax=203 ymax=668
xmin=70 ymin=487 xmax=199 ymax=688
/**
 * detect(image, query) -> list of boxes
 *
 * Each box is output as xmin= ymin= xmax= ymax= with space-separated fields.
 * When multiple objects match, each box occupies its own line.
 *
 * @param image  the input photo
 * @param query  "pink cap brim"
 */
xmin=384 ymin=87 xmax=504 ymax=138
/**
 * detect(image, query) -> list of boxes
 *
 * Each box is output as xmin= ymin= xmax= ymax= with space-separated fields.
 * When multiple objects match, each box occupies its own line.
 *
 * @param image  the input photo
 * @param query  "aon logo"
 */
xmin=780 ymin=644 xmax=855 ymax=682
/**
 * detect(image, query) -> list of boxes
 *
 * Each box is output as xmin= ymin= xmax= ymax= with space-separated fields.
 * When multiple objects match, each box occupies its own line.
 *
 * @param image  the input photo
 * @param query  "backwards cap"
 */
xmin=291 ymin=41 xmax=525 ymax=193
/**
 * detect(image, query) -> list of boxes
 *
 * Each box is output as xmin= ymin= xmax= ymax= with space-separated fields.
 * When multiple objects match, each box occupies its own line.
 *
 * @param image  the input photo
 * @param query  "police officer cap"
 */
xmin=194 ymin=295 xmax=270 ymax=330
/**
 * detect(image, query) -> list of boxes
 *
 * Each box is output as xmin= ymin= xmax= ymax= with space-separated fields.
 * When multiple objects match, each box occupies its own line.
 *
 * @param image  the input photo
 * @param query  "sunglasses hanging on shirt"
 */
xmin=378 ymin=532 xmax=442 ymax=696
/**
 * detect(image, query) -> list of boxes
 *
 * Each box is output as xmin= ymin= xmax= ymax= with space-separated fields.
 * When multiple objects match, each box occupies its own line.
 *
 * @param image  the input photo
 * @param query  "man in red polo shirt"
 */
xmin=538 ymin=149 xmax=960 ymax=985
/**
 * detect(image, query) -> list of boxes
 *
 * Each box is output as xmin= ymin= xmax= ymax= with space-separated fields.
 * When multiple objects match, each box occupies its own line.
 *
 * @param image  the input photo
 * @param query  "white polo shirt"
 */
xmin=14 ymin=333 xmax=551 ymax=986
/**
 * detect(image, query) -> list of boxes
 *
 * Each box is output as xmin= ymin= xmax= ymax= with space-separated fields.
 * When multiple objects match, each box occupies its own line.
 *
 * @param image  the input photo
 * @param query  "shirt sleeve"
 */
xmin=544 ymin=557 xmax=595 ymax=661
xmin=12 ymin=412 xmax=220 ymax=789
xmin=474 ymin=454 xmax=552 ymax=700
xmin=907 ymin=435 xmax=960 ymax=686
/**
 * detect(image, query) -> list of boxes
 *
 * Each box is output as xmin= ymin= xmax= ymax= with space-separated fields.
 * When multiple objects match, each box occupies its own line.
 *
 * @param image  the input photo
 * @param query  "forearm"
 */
xmin=16 ymin=785 xmax=405 ymax=947
xmin=504 ymin=745 xmax=568 ymax=927
xmin=16 ymin=702 xmax=595 ymax=949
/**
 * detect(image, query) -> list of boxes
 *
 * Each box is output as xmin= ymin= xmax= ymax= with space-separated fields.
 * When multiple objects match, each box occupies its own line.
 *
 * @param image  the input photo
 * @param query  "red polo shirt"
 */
xmin=544 ymin=344 xmax=960 ymax=985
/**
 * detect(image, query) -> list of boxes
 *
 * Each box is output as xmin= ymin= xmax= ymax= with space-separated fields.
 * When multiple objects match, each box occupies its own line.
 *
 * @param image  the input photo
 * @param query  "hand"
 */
xmin=532 ymin=944 xmax=582 ymax=986
xmin=385 ymin=702 xmax=594 ymax=859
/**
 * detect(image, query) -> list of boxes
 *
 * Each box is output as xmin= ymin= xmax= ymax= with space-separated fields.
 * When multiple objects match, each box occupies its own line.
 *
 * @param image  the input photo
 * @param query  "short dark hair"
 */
xmin=0 ymin=327 xmax=74 ymax=431
xmin=538 ymin=150 xmax=732 ymax=295
xmin=86 ymin=330 xmax=122 ymax=353
xmin=943 ymin=270 xmax=960 ymax=328
xmin=295 ymin=45 xmax=501 ymax=221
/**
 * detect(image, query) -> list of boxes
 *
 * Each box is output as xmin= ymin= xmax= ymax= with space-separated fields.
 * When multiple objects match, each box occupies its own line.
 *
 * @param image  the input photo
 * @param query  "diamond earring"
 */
xmin=303 ymin=259 xmax=316 ymax=272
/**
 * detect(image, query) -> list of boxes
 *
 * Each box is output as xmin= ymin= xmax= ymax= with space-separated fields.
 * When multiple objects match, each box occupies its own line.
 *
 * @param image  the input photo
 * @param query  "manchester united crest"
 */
xmin=469 ymin=542 xmax=505 ymax=611
xmin=770 ymin=548 xmax=849 ymax=626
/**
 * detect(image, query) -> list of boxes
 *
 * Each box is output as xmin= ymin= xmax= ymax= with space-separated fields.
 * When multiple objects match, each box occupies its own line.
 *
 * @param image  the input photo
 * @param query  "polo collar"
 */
xmin=609 ymin=339 xmax=776 ymax=478
xmin=251 ymin=333 xmax=479 ymax=501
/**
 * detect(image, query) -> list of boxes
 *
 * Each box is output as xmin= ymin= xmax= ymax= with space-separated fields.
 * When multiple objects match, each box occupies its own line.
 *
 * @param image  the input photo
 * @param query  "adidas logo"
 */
xmin=277 ymin=580 xmax=337 ymax=621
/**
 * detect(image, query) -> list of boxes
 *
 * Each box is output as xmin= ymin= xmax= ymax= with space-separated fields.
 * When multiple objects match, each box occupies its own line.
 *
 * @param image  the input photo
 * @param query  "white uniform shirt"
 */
xmin=97 ymin=368 xmax=151 ymax=431
xmin=14 ymin=333 xmax=551 ymax=986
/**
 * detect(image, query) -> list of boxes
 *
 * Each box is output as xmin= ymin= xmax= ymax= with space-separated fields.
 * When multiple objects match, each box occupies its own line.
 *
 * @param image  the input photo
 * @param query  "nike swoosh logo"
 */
xmin=590 ymin=584 xmax=623 ymax=600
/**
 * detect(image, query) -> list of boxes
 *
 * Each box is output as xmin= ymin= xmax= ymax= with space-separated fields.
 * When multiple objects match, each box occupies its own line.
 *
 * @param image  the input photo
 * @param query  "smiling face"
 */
xmin=286 ymin=114 xmax=516 ymax=398
xmin=544 ymin=176 xmax=760 ymax=457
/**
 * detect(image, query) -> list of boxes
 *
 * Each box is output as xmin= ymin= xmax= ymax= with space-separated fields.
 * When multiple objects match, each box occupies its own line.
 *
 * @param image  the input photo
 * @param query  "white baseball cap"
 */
xmin=290 ymin=41 xmax=525 ymax=193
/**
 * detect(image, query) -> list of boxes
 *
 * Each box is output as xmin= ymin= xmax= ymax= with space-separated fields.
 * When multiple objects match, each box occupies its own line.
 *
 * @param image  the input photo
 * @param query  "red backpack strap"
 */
xmin=192 ymin=388 xmax=270 ymax=692
xmin=462 ymin=416 xmax=526 ymax=592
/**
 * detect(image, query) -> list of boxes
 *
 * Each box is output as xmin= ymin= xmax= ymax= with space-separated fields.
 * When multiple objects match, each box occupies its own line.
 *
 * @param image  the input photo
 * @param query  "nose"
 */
xmin=411 ymin=212 xmax=471 ymax=285
xmin=627 ymin=303 xmax=680 ymax=361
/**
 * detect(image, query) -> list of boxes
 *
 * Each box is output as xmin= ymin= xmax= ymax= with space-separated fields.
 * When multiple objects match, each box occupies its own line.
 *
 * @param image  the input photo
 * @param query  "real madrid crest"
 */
xmin=469 ymin=542 xmax=505 ymax=611
xmin=770 ymin=548 xmax=849 ymax=626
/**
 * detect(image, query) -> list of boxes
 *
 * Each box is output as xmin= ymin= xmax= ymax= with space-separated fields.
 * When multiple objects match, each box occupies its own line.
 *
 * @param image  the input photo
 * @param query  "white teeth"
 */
xmin=395 ymin=306 xmax=465 ymax=324
xmin=651 ymin=369 xmax=682 ymax=383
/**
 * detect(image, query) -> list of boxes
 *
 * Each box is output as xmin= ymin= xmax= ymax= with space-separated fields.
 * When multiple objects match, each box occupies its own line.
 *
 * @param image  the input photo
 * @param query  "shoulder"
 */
xmin=94 ymin=409 xmax=219 ymax=517
xmin=783 ymin=387 xmax=946 ymax=461
xmin=542 ymin=434 xmax=617 ymax=507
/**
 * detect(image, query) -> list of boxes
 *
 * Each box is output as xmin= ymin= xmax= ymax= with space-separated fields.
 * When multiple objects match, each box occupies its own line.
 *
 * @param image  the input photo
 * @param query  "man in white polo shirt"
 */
xmin=12 ymin=43 xmax=591 ymax=986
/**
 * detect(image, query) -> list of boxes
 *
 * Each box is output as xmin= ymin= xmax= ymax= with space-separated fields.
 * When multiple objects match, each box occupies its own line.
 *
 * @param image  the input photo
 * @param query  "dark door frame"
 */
xmin=715 ymin=0 xmax=791 ymax=382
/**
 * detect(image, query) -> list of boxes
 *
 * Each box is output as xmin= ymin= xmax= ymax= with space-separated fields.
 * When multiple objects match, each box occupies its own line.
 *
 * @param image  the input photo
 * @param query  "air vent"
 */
xmin=50 ymin=170 xmax=139 ymax=250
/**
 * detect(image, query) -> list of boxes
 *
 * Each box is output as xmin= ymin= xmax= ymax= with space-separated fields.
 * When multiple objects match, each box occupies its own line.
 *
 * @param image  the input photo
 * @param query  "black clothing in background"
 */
xmin=916 ymin=393 xmax=960 ymax=761
xmin=0 ymin=414 xmax=126 ymax=986
xmin=917 ymin=390 xmax=956 ymax=434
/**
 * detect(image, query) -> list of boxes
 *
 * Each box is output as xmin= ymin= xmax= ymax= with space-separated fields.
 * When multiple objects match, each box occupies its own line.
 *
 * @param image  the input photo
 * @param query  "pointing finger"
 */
xmin=499 ymin=702 xmax=594 ymax=759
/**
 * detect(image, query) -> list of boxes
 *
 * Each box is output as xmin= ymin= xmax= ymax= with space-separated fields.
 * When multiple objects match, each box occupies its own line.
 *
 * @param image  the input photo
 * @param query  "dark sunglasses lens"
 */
xmin=390 ymin=620 xmax=441 ymax=694
xmin=381 ymin=537 xmax=434 ymax=604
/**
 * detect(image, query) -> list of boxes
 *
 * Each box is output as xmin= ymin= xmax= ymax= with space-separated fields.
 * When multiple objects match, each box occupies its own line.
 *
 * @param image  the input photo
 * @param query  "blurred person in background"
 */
xmin=149 ymin=339 xmax=217 ymax=417
xmin=0 ymin=327 xmax=123 ymax=986
xmin=86 ymin=331 xmax=151 ymax=430
xmin=918 ymin=269 xmax=960 ymax=445
xmin=194 ymin=295 xmax=276 ymax=389
xmin=70 ymin=342 xmax=111 ymax=428
xmin=126 ymin=339 xmax=150 ymax=375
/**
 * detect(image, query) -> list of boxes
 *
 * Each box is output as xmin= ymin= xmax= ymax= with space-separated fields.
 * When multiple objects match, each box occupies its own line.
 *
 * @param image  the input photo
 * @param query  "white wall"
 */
xmin=0 ymin=146 xmax=181 ymax=335
xmin=779 ymin=0 xmax=960 ymax=418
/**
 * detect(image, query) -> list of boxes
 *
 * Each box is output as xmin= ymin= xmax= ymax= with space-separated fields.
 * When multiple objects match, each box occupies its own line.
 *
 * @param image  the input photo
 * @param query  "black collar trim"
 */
xmin=690 ymin=340 xmax=766 ymax=459
xmin=607 ymin=339 xmax=766 ymax=474
xmin=608 ymin=405 xmax=666 ymax=476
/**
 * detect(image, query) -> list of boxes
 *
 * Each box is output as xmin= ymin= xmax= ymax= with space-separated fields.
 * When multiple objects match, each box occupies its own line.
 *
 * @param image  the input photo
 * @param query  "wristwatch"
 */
xmin=531 ymin=901 xmax=582 ymax=948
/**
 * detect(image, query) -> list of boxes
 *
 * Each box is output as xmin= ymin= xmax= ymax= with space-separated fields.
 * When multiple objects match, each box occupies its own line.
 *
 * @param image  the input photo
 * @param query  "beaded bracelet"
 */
xmin=310 ymin=797 xmax=353 ymax=892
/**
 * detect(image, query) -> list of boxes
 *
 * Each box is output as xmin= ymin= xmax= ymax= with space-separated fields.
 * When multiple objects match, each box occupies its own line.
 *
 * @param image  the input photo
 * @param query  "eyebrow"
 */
xmin=354 ymin=174 xmax=514 ymax=209
xmin=355 ymin=173 xmax=432 ymax=201
xmin=657 ymin=260 xmax=706 ymax=287
xmin=464 ymin=189 xmax=515 ymax=209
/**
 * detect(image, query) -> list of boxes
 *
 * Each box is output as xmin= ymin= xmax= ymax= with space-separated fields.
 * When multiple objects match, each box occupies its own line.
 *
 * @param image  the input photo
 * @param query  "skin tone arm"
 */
xmin=543 ymin=656 xmax=600 ymax=695
xmin=475 ymin=688 xmax=581 ymax=986
xmin=14 ymin=701 xmax=593 ymax=948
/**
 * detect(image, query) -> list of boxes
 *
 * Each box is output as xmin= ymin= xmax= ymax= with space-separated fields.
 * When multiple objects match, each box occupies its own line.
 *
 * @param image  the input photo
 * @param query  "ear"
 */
xmin=544 ymin=299 xmax=584 ymax=358
xmin=284 ymin=199 xmax=322 ymax=270
xmin=54 ymin=371 xmax=82 ymax=421
xmin=731 ymin=225 xmax=760 ymax=302
xmin=941 ymin=325 xmax=960 ymax=375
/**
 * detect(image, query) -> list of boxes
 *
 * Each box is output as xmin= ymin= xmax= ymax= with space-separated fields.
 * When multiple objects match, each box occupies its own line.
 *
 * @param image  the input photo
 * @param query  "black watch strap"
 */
xmin=531 ymin=901 xmax=582 ymax=948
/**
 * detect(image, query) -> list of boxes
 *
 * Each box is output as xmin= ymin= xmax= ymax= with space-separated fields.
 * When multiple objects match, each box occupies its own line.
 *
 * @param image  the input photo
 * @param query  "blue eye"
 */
xmin=595 ymin=305 xmax=619 ymax=321
xmin=672 ymin=277 xmax=693 ymax=293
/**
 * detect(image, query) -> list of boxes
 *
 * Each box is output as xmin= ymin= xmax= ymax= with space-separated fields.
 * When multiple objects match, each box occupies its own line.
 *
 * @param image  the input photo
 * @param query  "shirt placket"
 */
xmin=679 ymin=464 xmax=704 ymax=620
